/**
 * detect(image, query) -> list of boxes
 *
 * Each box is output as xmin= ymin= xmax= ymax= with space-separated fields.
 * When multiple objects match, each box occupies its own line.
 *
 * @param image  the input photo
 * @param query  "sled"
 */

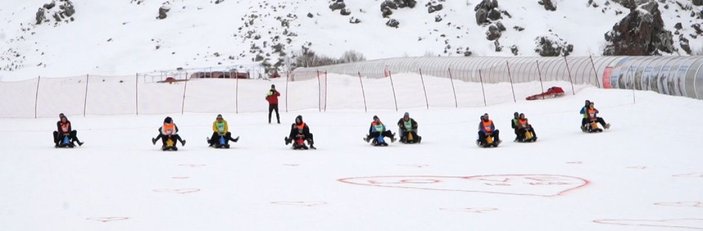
xmin=517 ymin=130 xmax=537 ymax=142
xmin=400 ymin=132 xmax=421 ymax=144
xmin=162 ymin=137 xmax=178 ymax=151
xmin=287 ymin=135 xmax=314 ymax=150
xmin=56 ymin=135 xmax=75 ymax=148
xmin=581 ymin=121 xmax=606 ymax=133
xmin=526 ymin=86 xmax=565 ymax=100
xmin=371 ymin=135 xmax=388 ymax=146
xmin=477 ymin=134 xmax=500 ymax=148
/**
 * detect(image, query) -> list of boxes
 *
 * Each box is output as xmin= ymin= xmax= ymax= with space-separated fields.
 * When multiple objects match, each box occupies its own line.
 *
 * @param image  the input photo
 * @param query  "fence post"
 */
xmin=418 ymin=68 xmax=430 ymax=109
xmin=135 ymin=74 xmax=139 ymax=115
xmin=478 ymin=70 xmax=487 ymax=107
xmin=536 ymin=60 xmax=546 ymax=100
xmin=324 ymin=71 xmax=328 ymax=112
xmin=316 ymin=70 xmax=321 ymax=112
xmin=235 ymin=74 xmax=239 ymax=114
xmin=589 ymin=55 xmax=601 ymax=88
xmin=34 ymin=76 xmax=41 ymax=119
xmin=357 ymin=71 xmax=368 ymax=112
xmin=83 ymin=74 xmax=89 ymax=117
xmin=448 ymin=67 xmax=458 ymax=108
xmin=181 ymin=76 xmax=189 ymax=115
xmin=285 ymin=71 xmax=289 ymax=112
xmin=506 ymin=61 xmax=516 ymax=103
xmin=388 ymin=70 xmax=399 ymax=112
xmin=563 ymin=57 xmax=576 ymax=95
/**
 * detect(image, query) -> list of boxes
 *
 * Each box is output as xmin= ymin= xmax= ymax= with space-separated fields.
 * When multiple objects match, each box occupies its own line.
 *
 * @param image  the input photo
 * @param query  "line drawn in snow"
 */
xmin=626 ymin=166 xmax=647 ymax=169
xmin=171 ymin=176 xmax=190 ymax=179
xmin=397 ymin=164 xmax=430 ymax=168
xmin=152 ymin=188 xmax=200 ymax=194
xmin=338 ymin=174 xmax=589 ymax=197
xmin=654 ymin=201 xmax=703 ymax=208
xmin=673 ymin=173 xmax=703 ymax=178
xmin=270 ymin=201 xmax=327 ymax=207
xmin=178 ymin=164 xmax=207 ymax=168
xmin=593 ymin=218 xmax=703 ymax=230
xmin=439 ymin=207 xmax=498 ymax=213
xmin=86 ymin=217 xmax=129 ymax=223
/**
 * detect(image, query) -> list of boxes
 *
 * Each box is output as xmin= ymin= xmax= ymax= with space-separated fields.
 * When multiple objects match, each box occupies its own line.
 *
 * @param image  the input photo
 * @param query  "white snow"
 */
xmin=0 ymin=0 xmax=701 ymax=79
xmin=1 ymin=74 xmax=703 ymax=231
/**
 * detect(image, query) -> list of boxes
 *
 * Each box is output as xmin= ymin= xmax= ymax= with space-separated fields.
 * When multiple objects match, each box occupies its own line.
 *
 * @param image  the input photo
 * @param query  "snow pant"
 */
xmin=367 ymin=131 xmax=394 ymax=141
xmin=159 ymin=134 xmax=184 ymax=146
xmin=209 ymin=132 xmax=237 ymax=145
xmin=516 ymin=127 xmax=536 ymax=140
xmin=288 ymin=133 xmax=314 ymax=146
xmin=268 ymin=104 xmax=280 ymax=124
xmin=400 ymin=130 xmax=420 ymax=142
xmin=478 ymin=130 xmax=500 ymax=143
xmin=583 ymin=117 xmax=607 ymax=128
xmin=53 ymin=130 xmax=80 ymax=145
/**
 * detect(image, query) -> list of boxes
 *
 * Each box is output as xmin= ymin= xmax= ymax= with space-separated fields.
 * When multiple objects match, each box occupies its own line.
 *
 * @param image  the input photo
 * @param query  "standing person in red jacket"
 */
xmin=266 ymin=84 xmax=281 ymax=124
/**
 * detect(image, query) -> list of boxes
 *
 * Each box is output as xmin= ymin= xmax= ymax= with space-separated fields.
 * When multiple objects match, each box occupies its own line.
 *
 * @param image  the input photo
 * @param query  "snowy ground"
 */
xmin=1 ymin=75 xmax=703 ymax=230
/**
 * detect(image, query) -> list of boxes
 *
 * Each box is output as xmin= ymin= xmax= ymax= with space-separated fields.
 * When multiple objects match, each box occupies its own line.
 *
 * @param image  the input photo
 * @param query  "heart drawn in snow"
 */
xmin=594 ymin=218 xmax=703 ymax=229
xmin=338 ymin=174 xmax=589 ymax=197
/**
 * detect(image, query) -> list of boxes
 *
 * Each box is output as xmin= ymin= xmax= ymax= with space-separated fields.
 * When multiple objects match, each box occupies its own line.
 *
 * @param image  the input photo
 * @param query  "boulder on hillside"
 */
xmin=603 ymin=1 xmax=674 ymax=55
xmin=474 ymin=0 xmax=500 ymax=25
xmin=380 ymin=0 xmax=417 ymax=18
xmin=534 ymin=34 xmax=573 ymax=56
xmin=386 ymin=18 xmax=400 ymax=28
xmin=157 ymin=3 xmax=171 ymax=20
xmin=538 ymin=0 xmax=556 ymax=11
xmin=486 ymin=24 xmax=501 ymax=40
xmin=329 ymin=0 xmax=346 ymax=11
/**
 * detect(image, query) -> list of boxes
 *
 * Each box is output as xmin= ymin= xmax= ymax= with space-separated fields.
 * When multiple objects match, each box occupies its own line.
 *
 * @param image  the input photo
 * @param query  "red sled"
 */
xmin=526 ymin=86 xmax=565 ymax=100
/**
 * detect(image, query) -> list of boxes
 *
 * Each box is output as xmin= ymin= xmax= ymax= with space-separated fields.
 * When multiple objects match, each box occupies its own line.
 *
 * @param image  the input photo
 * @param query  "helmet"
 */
xmin=164 ymin=117 xmax=172 ymax=123
xmin=216 ymin=114 xmax=223 ymax=119
xmin=373 ymin=115 xmax=379 ymax=120
xmin=295 ymin=115 xmax=303 ymax=123
xmin=519 ymin=113 xmax=525 ymax=118
xmin=513 ymin=112 xmax=519 ymax=118
xmin=404 ymin=112 xmax=409 ymax=117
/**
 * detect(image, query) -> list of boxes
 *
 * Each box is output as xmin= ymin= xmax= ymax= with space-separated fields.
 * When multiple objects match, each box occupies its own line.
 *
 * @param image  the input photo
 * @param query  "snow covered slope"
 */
xmin=1 ymin=0 xmax=701 ymax=79
xmin=1 ymin=73 xmax=702 ymax=230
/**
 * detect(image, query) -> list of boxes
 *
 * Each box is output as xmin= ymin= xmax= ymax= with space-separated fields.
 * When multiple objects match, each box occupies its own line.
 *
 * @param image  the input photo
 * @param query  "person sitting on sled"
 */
xmin=285 ymin=115 xmax=315 ymax=149
xmin=152 ymin=116 xmax=186 ymax=146
xmin=397 ymin=112 xmax=421 ymax=143
xmin=208 ymin=114 xmax=239 ymax=147
xmin=514 ymin=113 xmax=537 ymax=142
xmin=579 ymin=100 xmax=592 ymax=127
xmin=581 ymin=101 xmax=610 ymax=131
xmin=510 ymin=112 xmax=520 ymax=138
xmin=477 ymin=113 xmax=500 ymax=145
xmin=53 ymin=113 xmax=84 ymax=147
xmin=365 ymin=115 xmax=396 ymax=143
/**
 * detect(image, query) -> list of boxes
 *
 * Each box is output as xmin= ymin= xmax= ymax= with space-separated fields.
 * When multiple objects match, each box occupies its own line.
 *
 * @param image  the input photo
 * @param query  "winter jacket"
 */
xmin=289 ymin=122 xmax=311 ymax=139
xmin=266 ymin=90 xmax=280 ymax=105
xmin=478 ymin=120 xmax=496 ymax=133
xmin=397 ymin=118 xmax=418 ymax=132
xmin=160 ymin=123 xmax=179 ymax=135
xmin=369 ymin=121 xmax=386 ymax=133
xmin=212 ymin=120 xmax=229 ymax=134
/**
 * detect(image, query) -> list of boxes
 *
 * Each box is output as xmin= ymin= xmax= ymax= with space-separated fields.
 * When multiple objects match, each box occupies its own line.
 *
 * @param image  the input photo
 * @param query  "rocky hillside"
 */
xmin=0 ymin=0 xmax=701 ymax=79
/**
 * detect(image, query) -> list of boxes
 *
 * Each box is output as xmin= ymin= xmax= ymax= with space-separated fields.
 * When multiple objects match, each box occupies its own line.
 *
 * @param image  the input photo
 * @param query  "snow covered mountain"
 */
xmin=0 ymin=0 xmax=702 ymax=79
